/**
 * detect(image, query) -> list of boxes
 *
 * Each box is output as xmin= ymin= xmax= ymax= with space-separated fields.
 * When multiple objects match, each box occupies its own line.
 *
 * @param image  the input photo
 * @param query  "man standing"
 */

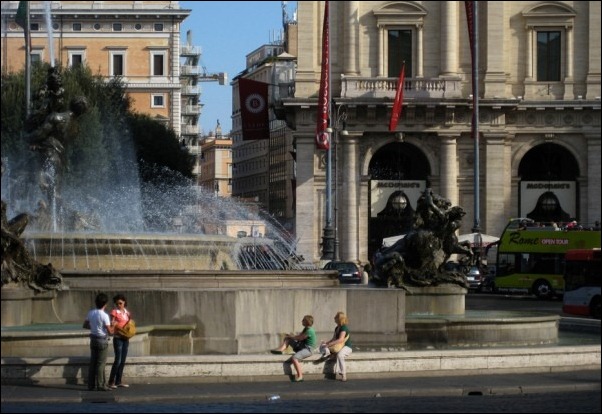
xmin=83 ymin=293 xmax=114 ymax=391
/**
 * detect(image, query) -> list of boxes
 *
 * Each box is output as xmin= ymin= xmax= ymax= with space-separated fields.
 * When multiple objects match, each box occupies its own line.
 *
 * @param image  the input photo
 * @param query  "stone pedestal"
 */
xmin=404 ymin=284 xmax=466 ymax=315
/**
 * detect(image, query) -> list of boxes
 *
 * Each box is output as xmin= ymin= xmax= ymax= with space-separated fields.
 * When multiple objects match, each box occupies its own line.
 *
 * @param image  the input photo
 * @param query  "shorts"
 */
xmin=292 ymin=346 xmax=312 ymax=361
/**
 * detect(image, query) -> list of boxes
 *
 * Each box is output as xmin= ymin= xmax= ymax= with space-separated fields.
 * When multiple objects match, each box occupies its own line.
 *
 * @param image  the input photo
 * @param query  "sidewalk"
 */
xmin=1 ymin=370 xmax=600 ymax=404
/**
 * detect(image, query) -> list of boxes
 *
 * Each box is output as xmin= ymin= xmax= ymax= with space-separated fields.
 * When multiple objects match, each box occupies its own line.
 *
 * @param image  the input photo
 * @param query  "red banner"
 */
xmin=315 ymin=0 xmax=330 ymax=150
xmin=465 ymin=1 xmax=475 ymax=62
xmin=388 ymin=63 xmax=406 ymax=132
xmin=239 ymin=78 xmax=269 ymax=140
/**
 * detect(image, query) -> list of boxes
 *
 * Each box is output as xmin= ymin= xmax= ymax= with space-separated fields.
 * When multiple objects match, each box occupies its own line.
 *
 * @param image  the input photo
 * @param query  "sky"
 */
xmin=179 ymin=1 xmax=296 ymax=136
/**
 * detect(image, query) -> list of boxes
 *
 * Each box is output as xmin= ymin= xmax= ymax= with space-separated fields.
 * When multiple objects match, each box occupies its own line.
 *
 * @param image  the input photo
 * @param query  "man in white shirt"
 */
xmin=84 ymin=292 xmax=115 ymax=391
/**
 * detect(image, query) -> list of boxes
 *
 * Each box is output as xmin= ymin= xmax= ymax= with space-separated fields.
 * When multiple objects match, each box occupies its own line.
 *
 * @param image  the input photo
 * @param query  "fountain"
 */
xmin=1 ymin=19 xmax=559 ymax=365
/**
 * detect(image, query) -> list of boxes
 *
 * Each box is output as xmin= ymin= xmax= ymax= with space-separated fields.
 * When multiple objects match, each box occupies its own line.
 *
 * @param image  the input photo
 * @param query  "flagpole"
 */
xmin=471 ymin=0 xmax=481 ymax=234
xmin=320 ymin=1 xmax=334 ymax=261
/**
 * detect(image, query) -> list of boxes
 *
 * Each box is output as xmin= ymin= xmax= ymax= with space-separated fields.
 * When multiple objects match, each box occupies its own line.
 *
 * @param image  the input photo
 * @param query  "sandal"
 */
xmin=270 ymin=349 xmax=283 ymax=354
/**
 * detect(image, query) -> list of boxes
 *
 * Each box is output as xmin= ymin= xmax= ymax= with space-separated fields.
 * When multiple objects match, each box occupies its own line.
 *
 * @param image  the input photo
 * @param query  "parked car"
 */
xmin=466 ymin=265 xmax=485 ymax=291
xmin=323 ymin=261 xmax=362 ymax=284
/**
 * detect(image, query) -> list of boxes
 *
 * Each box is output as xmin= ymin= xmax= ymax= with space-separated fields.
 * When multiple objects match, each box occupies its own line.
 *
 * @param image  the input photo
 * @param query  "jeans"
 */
xmin=109 ymin=336 xmax=129 ymax=385
xmin=88 ymin=336 xmax=109 ymax=390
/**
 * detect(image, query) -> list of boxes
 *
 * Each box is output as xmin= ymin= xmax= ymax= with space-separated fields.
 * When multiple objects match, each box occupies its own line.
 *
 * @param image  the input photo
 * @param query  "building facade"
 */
xmin=1 ymin=1 xmax=192 ymax=137
xmin=279 ymin=1 xmax=601 ymax=265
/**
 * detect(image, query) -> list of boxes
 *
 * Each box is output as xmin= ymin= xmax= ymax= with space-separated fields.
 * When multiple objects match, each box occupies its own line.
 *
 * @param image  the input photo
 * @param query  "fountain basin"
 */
xmin=406 ymin=311 xmax=560 ymax=348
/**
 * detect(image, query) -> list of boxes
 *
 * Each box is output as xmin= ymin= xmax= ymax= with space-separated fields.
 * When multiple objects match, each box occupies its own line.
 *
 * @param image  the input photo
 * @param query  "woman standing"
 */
xmin=108 ymin=294 xmax=131 ymax=389
xmin=319 ymin=311 xmax=352 ymax=382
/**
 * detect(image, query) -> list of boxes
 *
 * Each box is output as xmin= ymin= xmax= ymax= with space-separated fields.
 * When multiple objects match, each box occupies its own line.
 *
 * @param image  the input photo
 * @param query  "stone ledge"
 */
xmin=2 ymin=345 xmax=599 ymax=382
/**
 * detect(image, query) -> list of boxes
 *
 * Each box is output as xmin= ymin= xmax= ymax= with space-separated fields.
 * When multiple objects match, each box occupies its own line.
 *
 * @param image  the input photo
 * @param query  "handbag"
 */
xmin=115 ymin=319 xmax=136 ymax=339
xmin=328 ymin=333 xmax=349 ymax=353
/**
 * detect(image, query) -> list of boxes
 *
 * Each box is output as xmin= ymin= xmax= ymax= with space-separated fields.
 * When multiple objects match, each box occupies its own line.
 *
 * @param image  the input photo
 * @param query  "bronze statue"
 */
xmin=1 ymin=198 xmax=63 ymax=292
xmin=373 ymin=187 xmax=471 ymax=288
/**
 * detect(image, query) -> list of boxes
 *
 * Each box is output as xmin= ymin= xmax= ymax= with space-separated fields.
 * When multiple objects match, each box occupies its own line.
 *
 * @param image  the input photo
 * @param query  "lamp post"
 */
xmin=324 ymin=104 xmax=348 ymax=262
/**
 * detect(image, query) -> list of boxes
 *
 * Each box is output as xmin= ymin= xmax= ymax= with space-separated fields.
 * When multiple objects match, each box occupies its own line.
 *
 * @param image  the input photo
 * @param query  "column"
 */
xmin=340 ymin=133 xmax=360 ymax=262
xmin=484 ymin=133 xmax=509 ymax=235
xmin=295 ymin=132 xmax=319 ymax=261
xmin=344 ymin=1 xmax=360 ymax=76
xmin=416 ymin=24 xmax=424 ymax=78
xmin=378 ymin=25 xmax=385 ymax=77
xmin=439 ymin=135 xmax=459 ymax=205
xmin=440 ymin=1 xmax=458 ymax=77
xmin=586 ymin=134 xmax=601 ymax=225
xmin=526 ymin=27 xmax=533 ymax=80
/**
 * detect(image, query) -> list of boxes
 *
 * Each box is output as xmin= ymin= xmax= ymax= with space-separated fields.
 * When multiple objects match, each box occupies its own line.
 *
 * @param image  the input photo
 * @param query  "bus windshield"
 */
xmin=495 ymin=218 xmax=601 ymax=299
xmin=562 ymin=248 xmax=601 ymax=319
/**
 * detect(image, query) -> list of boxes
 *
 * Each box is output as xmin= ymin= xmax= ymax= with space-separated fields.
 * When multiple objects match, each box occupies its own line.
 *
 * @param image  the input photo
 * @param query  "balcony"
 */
xmin=181 ymin=65 xmax=200 ymax=76
xmin=341 ymin=76 xmax=463 ymax=99
xmin=181 ymin=124 xmax=199 ymax=135
xmin=181 ymin=85 xmax=200 ymax=95
xmin=183 ymin=105 xmax=201 ymax=115
xmin=181 ymin=45 xmax=201 ymax=57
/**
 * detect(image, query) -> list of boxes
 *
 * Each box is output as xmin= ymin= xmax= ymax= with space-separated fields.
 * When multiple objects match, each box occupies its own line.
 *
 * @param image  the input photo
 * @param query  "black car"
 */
xmin=323 ymin=261 xmax=362 ymax=284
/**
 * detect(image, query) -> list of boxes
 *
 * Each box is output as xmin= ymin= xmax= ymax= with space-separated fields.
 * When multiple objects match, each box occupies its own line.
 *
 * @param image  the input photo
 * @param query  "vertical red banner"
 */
xmin=239 ymin=78 xmax=269 ymax=140
xmin=315 ymin=0 xmax=330 ymax=150
xmin=465 ymin=1 xmax=475 ymax=63
xmin=388 ymin=63 xmax=406 ymax=132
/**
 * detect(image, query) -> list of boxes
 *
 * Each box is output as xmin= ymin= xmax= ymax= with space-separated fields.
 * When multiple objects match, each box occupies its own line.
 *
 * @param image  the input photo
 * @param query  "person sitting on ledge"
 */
xmin=271 ymin=315 xmax=316 ymax=382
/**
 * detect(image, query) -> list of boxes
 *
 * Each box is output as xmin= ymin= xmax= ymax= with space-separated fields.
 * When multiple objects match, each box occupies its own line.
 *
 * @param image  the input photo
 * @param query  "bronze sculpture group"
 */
xmin=373 ymin=187 xmax=472 ymax=288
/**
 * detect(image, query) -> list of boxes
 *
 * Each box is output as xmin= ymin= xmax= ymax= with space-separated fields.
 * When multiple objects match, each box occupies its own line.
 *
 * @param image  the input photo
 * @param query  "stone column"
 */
xmin=564 ymin=26 xmax=575 ymax=99
xmin=416 ymin=23 xmax=424 ymax=78
xmin=440 ymin=1 xmax=458 ymax=77
xmin=339 ymin=133 xmax=360 ymax=262
xmin=484 ymin=133 xmax=510 ymax=236
xmin=294 ymin=132 xmax=320 ymax=261
xmin=483 ymin=2 xmax=506 ymax=98
xmin=344 ymin=1 xmax=360 ymax=76
xmin=378 ymin=25 xmax=385 ymax=77
xmin=526 ymin=27 xmax=534 ymax=81
xmin=439 ymin=134 xmax=459 ymax=206
xmin=586 ymin=134 xmax=601 ymax=225
xmin=586 ymin=1 xmax=601 ymax=98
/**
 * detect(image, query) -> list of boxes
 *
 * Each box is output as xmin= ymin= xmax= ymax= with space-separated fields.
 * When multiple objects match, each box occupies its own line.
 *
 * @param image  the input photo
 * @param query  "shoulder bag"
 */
xmin=328 ymin=333 xmax=349 ymax=353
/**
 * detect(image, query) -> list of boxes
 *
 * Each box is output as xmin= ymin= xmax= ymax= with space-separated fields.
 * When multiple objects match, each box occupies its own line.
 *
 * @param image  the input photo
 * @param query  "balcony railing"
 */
xmin=181 ymin=65 xmax=200 ymax=75
xmin=183 ymin=105 xmax=201 ymax=114
xmin=181 ymin=124 xmax=199 ymax=135
xmin=181 ymin=85 xmax=200 ymax=95
xmin=341 ymin=76 xmax=463 ymax=99
xmin=181 ymin=45 xmax=201 ymax=56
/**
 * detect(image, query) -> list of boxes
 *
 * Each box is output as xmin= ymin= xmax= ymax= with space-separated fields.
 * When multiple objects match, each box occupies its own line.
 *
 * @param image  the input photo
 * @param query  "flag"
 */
xmin=15 ymin=1 xmax=31 ymax=50
xmin=388 ymin=63 xmax=406 ymax=132
xmin=315 ymin=0 xmax=330 ymax=150
xmin=465 ymin=1 xmax=475 ymax=63
xmin=239 ymin=78 xmax=269 ymax=140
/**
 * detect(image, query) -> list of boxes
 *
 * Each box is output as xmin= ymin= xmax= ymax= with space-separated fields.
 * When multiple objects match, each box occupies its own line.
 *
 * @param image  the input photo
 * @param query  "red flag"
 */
xmin=315 ymin=1 xmax=330 ymax=150
xmin=239 ymin=78 xmax=269 ymax=140
xmin=388 ymin=63 xmax=406 ymax=132
xmin=465 ymin=1 xmax=475 ymax=62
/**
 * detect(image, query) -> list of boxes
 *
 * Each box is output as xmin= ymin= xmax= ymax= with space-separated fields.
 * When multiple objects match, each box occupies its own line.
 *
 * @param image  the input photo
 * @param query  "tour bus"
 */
xmin=494 ymin=218 xmax=601 ymax=298
xmin=562 ymin=248 xmax=601 ymax=319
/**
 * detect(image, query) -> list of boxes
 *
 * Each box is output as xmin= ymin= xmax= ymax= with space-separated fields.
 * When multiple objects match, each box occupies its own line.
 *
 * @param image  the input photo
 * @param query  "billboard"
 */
xmin=520 ymin=181 xmax=576 ymax=223
xmin=370 ymin=180 xmax=426 ymax=218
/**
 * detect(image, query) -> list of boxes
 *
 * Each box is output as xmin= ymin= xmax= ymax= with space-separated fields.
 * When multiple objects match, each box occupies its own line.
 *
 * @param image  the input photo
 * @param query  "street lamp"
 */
xmin=321 ymin=103 xmax=348 ymax=261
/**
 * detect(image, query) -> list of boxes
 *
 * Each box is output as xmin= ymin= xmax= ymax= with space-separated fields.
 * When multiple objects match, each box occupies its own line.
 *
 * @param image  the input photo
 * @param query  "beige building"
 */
xmin=278 ymin=1 xmax=601 ymax=265
xmin=1 ymin=1 xmax=192 ymax=137
xmin=198 ymin=122 xmax=233 ymax=198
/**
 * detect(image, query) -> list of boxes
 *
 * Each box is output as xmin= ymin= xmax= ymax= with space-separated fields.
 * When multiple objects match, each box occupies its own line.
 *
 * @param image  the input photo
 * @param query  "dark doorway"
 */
xmin=368 ymin=142 xmax=430 ymax=259
xmin=518 ymin=143 xmax=579 ymax=224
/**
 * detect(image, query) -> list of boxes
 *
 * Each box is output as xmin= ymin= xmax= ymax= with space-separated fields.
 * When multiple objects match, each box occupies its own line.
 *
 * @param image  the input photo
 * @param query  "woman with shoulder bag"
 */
xmin=318 ymin=311 xmax=352 ymax=382
xmin=108 ymin=294 xmax=131 ymax=389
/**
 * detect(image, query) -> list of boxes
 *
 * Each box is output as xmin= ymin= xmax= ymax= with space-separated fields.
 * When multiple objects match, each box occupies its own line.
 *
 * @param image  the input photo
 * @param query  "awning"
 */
xmin=457 ymin=233 xmax=499 ymax=247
